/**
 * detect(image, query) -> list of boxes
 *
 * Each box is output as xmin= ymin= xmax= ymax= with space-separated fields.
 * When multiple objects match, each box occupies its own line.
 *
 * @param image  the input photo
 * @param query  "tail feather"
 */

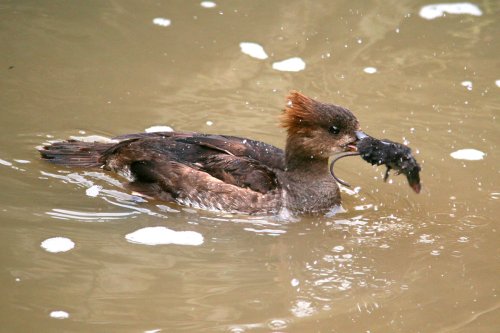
xmin=38 ymin=140 xmax=114 ymax=167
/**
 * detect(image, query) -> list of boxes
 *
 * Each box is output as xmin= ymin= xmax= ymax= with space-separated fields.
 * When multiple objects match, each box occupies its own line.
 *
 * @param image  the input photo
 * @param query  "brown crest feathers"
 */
xmin=281 ymin=91 xmax=320 ymax=133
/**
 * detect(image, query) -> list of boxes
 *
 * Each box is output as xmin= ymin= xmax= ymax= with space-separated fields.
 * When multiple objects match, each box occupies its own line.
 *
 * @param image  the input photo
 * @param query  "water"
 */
xmin=1 ymin=1 xmax=499 ymax=332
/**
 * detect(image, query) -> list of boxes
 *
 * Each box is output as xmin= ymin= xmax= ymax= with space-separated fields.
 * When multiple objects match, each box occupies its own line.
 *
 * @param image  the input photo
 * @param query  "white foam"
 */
xmin=41 ymin=237 xmax=75 ymax=253
xmin=86 ymin=185 xmax=102 ymax=197
xmin=272 ymin=57 xmax=306 ymax=72
xmin=152 ymin=18 xmax=171 ymax=27
xmin=461 ymin=80 xmax=473 ymax=90
xmin=495 ymin=80 xmax=500 ymax=88
xmin=450 ymin=149 xmax=485 ymax=160
xmin=239 ymin=42 xmax=268 ymax=60
xmin=419 ymin=3 xmax=482 ymax=20
xmin=50 ymin=310 xmax=69 ymax=319
xmin=363 ymin=67 xmax=377 ymax=74
xmin=200 ymin=1 xmax=216 ymax=8
xmin=14 ymin=159 xmax=30 ymax=164
xmin=145 ymin=125 xmax=174 ymax=133
xmin=125 ymin=227 xmax=204 ymax=246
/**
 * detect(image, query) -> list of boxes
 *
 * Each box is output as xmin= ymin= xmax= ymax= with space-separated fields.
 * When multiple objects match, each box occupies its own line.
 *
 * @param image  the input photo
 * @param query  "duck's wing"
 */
xmin=100 ymin=133 xmax=283 ymax=196
xmin=124 ymin=159 xmax=281 ymax=214
xmin=112 ymin=132 xmax=285 ymax=170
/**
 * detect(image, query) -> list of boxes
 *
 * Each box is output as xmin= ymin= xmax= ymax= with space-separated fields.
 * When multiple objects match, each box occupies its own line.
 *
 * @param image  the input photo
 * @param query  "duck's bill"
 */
xmin=346 ymin=130 xmax=369 ymax=151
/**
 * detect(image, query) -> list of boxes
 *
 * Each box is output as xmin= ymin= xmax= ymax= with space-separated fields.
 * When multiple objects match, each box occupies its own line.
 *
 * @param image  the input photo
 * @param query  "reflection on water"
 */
xmin=1 ymin=0 xmax=499 ymax=332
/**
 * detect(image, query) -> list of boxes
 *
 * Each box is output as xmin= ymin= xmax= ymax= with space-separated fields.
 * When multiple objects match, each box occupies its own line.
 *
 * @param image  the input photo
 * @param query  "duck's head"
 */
xmin=281 ymin=91 xmax=361 ymax=163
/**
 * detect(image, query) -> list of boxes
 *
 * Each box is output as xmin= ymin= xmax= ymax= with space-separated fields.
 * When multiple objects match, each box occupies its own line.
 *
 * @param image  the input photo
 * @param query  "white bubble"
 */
xmin=450 ymin=149 xmax=485 ymax=160
xmin=239 ymin=42 xmax=268 ymax=60
xmin=152 ymin=18 xmax=171 ymax=27
xmin=291 ymin=278 xmax=300 ymax=287
xmin=461 ymin=80 xmax=473 ymax=90
xmin=125 ymin=227 xmax=204 ymax=246
xmin=363 ymin=67 xmax=377 ymax=74
xmin=206 ymin=120 xmax=213 ymax=126
xmin=495 ymin=80 xmax=500 ymax=88
xmin=50 ymin=310 xmax=69 ymax=319
xmin=272 ymin=57 xmax=306 ymax=72
xmin=419 ymin=3 xmax=482 ymax=20
xmin=41 ymin=237 xmax=75 ymax=253
xmin=200 ymin=1 xmax=216 ymax=8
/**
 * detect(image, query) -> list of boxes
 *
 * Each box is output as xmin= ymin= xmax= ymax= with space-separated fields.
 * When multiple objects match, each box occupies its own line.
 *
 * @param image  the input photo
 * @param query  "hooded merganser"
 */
xmin=39 ymin=91 xmax=362 ymax=215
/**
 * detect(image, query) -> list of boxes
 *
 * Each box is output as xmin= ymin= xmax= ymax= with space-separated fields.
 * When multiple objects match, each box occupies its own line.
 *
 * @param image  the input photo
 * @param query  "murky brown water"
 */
xmin=1 ymin=1 xmax=499 ymax=332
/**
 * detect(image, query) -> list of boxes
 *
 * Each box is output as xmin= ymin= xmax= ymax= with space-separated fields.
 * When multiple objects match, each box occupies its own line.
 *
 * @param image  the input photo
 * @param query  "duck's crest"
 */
xmin=281 ymin=91 xmax=319 ymax=133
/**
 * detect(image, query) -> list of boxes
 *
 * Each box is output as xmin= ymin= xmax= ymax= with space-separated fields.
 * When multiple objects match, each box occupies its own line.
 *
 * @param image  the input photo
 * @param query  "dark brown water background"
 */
xmin=1 ymin=1 xmax=499 ymax=332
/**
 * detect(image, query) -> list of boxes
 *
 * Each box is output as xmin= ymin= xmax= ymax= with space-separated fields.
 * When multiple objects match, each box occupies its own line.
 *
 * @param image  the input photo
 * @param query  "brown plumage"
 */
xmin=39 ymin=92 xmax=361 ymax=215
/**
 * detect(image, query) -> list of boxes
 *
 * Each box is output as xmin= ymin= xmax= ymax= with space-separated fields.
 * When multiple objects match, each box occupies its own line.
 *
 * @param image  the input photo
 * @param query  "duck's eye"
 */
xmin=329 ymin=125 xmax=340 ymax=135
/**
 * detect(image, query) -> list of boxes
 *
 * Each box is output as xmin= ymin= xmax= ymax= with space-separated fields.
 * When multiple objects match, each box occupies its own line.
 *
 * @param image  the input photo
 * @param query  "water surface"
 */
xmin=1 ymin=1 xmax=499 ymax=332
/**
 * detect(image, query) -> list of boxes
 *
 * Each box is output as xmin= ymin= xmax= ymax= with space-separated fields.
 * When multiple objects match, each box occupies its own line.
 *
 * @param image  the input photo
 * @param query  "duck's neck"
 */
xmin=285 ymin=153 xmax=328 ymax=176
xmin=284 ymin=137 xmax=329 ymax=176
xmin=282 ymin=139 xmax=340 ymax=213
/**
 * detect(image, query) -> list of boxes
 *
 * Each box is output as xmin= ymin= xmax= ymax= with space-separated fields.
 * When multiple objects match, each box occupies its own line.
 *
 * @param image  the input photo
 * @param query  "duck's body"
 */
xmin=39 ymin=92 xmax=360 ymax=215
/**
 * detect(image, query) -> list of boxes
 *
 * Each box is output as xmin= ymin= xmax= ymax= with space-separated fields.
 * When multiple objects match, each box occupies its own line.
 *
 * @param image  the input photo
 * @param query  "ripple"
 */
xmin=243 ymin=227 xmax=286 ymax=236
xmin=291 ymin=299 xmax=315 ymax=318
xmin=47 ymin=208 xmax=139 ymax=222
xmin=267 ymin=318 xmax=288 ymax=330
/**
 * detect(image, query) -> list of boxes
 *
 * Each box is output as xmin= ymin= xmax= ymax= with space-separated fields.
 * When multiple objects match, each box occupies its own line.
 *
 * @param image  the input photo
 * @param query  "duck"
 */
xmin=38 ymin=91 xmax=364 ymax=215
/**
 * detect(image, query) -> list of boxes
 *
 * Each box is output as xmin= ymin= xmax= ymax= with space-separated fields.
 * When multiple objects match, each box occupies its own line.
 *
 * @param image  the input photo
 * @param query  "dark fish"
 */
xmin=330 ymin=132 xmax=421 ymax=193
